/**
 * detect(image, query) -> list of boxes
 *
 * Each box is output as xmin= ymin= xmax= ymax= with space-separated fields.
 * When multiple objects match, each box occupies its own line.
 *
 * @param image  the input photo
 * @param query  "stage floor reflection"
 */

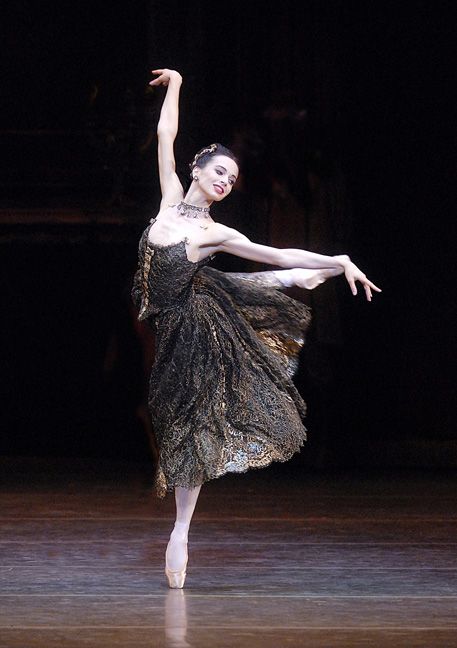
xmin=1 ymin=458 xmax=457 ymax=647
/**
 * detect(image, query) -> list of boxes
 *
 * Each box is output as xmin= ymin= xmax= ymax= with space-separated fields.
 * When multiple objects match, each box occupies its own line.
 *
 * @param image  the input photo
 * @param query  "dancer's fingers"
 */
xmin=149 ymin=74 xmax=166 ymax=86
xmin=149 ymin=69 xmax=167 ymax=86
xmin=364 ymin=277 xmax=382 ymax=292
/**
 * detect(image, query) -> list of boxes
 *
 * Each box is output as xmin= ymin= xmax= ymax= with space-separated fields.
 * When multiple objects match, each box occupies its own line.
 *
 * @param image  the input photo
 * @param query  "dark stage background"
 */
xmin=1 ymin=1 xmax=454 ymax=468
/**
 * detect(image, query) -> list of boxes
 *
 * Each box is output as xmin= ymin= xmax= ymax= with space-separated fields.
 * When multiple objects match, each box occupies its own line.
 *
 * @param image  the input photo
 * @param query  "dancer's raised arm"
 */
xmin=149 ymin=68 xmax=184 ymax=209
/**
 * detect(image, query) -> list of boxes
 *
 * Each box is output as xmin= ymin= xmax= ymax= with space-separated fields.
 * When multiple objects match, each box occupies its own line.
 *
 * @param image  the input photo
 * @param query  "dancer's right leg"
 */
xmin=165 ymin=485 xmax=201 ymax=582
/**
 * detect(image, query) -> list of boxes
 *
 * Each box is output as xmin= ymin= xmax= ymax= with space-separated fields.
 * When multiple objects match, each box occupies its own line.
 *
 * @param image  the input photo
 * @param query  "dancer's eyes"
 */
xmin=216 ymin=167 xmax=236 ymax=185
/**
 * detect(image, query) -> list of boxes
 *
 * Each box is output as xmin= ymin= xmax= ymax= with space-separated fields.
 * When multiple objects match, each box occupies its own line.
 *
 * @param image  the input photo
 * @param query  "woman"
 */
xmin=132 ymin=68 xmax=381 ymax=589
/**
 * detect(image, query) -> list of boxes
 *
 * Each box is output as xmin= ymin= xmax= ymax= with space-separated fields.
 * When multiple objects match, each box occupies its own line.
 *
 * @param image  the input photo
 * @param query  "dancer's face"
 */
xmin=194 ymin=155 xmax=239 ymax=201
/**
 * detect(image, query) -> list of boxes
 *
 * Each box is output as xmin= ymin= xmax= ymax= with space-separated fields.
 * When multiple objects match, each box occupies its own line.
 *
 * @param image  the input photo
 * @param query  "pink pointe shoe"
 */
xmin=165 ymin=537 xmax=188 ymax=589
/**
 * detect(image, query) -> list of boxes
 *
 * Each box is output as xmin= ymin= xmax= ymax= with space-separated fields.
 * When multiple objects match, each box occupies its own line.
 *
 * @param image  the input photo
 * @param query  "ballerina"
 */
xmin=132 ymin=68 xmax=381 ymax=588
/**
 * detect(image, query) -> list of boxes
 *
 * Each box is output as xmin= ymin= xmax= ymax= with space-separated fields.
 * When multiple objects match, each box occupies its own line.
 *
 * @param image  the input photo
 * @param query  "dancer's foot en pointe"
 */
xmin=165 ymin=521 xmax=189 ymax=588
xmin=273 ymin=266 xmax=344 ymax=291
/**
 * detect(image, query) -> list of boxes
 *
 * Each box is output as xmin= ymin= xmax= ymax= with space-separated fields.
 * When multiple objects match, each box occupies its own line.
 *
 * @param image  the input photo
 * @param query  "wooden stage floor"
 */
xmin=1 ymin=458 xmax=457 ymax=647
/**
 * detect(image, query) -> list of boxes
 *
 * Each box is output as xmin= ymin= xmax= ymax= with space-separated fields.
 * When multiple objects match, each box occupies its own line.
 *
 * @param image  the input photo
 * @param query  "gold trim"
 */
xmin=139 ymin=246 xmax=154 ymax=318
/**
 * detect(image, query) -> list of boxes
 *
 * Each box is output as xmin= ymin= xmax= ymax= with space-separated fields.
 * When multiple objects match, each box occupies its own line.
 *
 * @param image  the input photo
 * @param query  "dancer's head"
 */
xmin=189 ymin=143 xmax=239 ymax=201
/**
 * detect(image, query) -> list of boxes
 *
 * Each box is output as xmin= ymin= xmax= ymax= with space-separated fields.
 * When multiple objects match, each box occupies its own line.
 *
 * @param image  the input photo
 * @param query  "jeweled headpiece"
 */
xmin=189 ymin=143 xmax=218 ymax=171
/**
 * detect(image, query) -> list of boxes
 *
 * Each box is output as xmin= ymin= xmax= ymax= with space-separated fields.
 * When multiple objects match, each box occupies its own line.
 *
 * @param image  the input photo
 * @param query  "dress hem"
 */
xmin=153 ymin=437 xmax=307 ymax=498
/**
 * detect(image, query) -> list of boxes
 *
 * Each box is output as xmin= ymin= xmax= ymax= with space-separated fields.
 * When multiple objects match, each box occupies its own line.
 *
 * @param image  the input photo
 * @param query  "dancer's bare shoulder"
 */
xmin=196 ymin=222 xmax=247 ymax=247
xmin=192 ymin=223 xmax=282 ymax=265
xmin=187 ymin=221 xmax=277 ymax=263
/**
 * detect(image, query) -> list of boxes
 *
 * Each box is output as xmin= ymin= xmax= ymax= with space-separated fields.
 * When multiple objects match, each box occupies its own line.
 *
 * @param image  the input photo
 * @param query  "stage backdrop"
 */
xmin=1 ymin=1 xmax=454 ymax=466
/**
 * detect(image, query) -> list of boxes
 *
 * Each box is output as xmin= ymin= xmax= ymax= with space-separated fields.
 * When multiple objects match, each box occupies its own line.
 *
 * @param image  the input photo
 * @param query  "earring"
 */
xmin=193 ymin=176 xmax=198 ymax=182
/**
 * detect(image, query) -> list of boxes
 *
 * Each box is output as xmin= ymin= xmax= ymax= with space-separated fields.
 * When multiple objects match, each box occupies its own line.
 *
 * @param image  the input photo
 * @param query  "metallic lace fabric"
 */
xmin=132 ymin=221 xmax=311 ymax=498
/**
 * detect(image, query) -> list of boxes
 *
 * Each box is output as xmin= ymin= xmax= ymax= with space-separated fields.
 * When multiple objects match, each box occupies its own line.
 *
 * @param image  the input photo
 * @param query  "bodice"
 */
xmin=132 ymin=222 xmax=213 ymax=321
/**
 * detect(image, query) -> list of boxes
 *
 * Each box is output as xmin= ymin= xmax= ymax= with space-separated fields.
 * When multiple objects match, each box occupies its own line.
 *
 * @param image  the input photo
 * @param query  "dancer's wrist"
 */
xmin=333 ymin=254 xmax=351 ymax=269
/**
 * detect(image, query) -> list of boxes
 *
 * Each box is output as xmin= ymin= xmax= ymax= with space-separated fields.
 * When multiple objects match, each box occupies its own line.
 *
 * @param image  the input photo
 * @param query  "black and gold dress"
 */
xmin=132 ymin=218 xmax=311 ymax=498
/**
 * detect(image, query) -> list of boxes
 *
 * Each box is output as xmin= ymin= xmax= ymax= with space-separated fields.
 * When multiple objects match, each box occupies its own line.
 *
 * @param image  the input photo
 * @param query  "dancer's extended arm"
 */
xmin=201 ymin=225 xmax=381 ymax=301
xmin=149 ymin=68 xmax=184 ymax=208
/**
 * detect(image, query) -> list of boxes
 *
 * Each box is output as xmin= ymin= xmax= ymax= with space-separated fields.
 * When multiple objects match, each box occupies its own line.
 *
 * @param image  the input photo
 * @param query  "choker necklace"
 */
xmin=177 ymin=201 xmax=211 ymax=219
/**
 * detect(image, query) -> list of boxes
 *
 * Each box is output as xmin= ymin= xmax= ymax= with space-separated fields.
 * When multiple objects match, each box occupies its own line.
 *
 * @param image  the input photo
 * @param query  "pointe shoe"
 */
xmin=165 ymin=565 xmax=187 ymax=589
xmin=165 ymin=538 xmax=188 ymax=589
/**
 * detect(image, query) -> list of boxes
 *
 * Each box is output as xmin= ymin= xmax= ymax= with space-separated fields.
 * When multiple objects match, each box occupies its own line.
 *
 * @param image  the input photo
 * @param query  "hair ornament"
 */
xmin=190 ymin=143 xmax=218 ymax=169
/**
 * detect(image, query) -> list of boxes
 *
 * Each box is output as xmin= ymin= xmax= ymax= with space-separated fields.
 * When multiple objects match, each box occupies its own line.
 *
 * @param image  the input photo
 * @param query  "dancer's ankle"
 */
xmin=171 ymin=521 xmax=189 ymax=541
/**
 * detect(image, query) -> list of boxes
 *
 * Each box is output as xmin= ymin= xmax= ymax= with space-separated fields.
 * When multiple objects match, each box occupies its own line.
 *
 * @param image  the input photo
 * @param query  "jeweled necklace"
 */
xmin=177 ymin=201 xmax=211 ymax=219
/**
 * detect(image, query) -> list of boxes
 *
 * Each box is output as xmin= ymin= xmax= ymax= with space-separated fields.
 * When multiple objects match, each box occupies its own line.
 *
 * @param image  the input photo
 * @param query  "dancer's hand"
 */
xmin=149 ymin=68 xmax=182 ymax=87
xmin=339 ymin=259 xmax=382 ymax=302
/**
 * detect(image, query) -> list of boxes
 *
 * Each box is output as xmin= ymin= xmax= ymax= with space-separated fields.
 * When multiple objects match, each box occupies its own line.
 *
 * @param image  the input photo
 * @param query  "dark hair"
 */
xmin=189 ymin=143 xmax=239 ymax=177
